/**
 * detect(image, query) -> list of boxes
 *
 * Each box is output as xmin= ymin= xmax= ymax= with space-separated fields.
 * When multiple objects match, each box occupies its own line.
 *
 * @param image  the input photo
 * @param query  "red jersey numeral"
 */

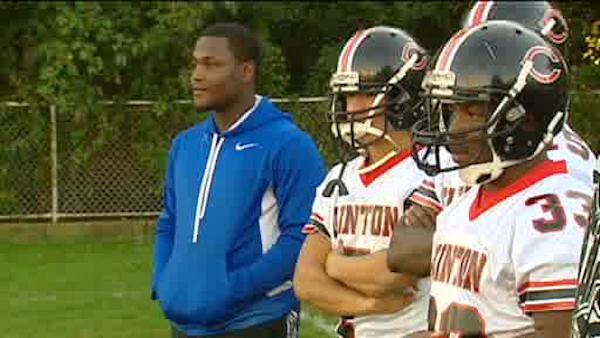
xmin=566 ymin=190 xmax=593 ymax=228
xmin=562 ymin=128 xmax=591 ymax=161
xmin=429 ymin=296 xmax=486 ymax=337
xmin=526 ymin=191 xmax=593 ymax=232
xmin=525 ymin=194 xmax=567 ymax=233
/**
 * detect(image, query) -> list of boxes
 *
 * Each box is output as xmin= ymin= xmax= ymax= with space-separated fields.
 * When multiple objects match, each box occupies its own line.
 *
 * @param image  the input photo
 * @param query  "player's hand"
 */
xmin=403 ymin=204 xmax=439 ymax=230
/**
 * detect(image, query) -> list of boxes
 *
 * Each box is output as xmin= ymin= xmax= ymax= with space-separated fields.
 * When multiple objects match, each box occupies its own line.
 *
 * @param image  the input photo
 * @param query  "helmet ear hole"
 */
xmin=492 ymin=103 xmax=542 ymax=161
xmin=384 ymin=84 xmax=418 ymax=130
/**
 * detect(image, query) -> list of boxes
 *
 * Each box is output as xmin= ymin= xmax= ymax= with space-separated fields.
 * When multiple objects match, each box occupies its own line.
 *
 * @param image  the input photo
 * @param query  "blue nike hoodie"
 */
xmin=152 ymin=95 xmax=326 ymax=335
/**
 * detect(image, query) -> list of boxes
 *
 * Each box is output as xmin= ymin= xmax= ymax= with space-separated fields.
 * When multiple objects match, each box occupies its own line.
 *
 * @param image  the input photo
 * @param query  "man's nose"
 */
xmin=191 ymin=65 xmax=205 ymax=82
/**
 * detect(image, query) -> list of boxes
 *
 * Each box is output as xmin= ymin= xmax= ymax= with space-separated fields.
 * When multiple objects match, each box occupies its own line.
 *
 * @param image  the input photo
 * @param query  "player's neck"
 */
xmin=483 ymin=152 xmax=548 ymax=193
xmin=214 ymin=92 xmax=256 ymax=132
xmin=365 ymin=136 xmax=411 ymax=166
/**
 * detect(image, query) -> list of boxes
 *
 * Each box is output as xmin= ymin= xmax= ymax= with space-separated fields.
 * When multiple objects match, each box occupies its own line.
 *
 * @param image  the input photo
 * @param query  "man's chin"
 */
xmin=451 ymin=154 xmax=472 ymax=167
xmin=193 ymin=100 xmax=212 ymax=113
xmin=456 ymin=158 xmax=494 ymax=172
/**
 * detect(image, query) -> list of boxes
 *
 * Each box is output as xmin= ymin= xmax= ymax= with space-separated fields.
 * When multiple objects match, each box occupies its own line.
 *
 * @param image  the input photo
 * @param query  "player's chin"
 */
xmin=193 ymin=96 xmax=214 ymax=113
xmin=450 ymin=143 xmax=490 ymax=167
xmin=450 ymin=148 xmax=482 ymax=167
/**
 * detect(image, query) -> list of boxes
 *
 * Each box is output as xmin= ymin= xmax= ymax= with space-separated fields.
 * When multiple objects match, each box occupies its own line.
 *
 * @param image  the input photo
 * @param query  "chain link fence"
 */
xmin=1 ymin=102 xmax=52 ymax=219
xmin=0 ymin=97 xmax=336 ymax=222
xmin=1 ymin=92 xmax=599 ymax=223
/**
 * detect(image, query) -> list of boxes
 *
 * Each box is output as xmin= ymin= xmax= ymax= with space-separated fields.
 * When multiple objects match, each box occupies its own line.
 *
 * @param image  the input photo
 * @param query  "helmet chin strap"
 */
xmin=456 ymin=58 xmax=564 ymax=186
xmin=332 ymin=53 xmax=419 ymax=152
xmin=331 ymin=112 xmax=400 ymax=151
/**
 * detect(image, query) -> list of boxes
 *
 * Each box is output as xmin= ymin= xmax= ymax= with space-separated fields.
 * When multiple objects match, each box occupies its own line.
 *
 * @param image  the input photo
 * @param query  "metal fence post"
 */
xmin=50 ymin=104 xmax=58 ymax=223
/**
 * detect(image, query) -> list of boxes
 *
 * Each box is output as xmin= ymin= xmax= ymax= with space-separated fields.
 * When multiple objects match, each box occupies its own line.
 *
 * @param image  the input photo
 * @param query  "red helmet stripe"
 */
xmin=436 ymin=25 xmax=482 ymax=71
xmin=339 ymin=29 xmax=368 ymax=72
xmin=470 ymin=1 xmax=493 ymax=26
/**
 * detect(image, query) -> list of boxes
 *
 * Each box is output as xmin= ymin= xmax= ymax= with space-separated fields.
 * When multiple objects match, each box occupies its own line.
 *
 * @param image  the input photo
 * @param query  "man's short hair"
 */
xmin=200 ymin=22 xmax=261 ymax=81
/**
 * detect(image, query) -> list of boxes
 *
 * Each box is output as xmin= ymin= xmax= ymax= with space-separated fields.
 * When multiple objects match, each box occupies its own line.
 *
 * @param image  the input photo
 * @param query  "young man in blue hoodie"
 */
xmin=152 ymin=22 xmax=326 ymax=338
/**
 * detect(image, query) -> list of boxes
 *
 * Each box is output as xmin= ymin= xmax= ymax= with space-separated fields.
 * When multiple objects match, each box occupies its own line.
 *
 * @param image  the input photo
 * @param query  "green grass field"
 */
xmin=0 ymin=240 xmax=336 ymax=338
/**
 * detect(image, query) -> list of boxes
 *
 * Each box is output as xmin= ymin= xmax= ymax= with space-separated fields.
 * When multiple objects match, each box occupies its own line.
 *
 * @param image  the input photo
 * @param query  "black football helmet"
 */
xmin=412 ymin=21 xmax=569 ymax=185
xmin=329 ymin=25 xmax=429 ymax=152
xmin=461 ymin=1 xmax=569 ymax=55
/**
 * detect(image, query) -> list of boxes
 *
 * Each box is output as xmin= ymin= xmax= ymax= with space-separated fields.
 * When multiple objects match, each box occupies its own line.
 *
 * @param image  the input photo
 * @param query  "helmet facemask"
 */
xmin=329 ymin=53 xmax=420 ymax=153
xmin=413 ymin=56 xmax=566 ymax=185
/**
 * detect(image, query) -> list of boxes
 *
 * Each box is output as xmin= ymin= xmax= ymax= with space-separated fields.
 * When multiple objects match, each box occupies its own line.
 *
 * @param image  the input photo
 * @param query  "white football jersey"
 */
xmin=410 ymin=125 xmax=596 ymax=211
xmin=429 ymin=160 xmax=592 ymax=337
xmin=409 ymin=147 xmax=467 ymax=212
xmin=549 ymin=124 xmax=595 ymax=187
xmin=302 ymin=150 xmax=430 ymax=338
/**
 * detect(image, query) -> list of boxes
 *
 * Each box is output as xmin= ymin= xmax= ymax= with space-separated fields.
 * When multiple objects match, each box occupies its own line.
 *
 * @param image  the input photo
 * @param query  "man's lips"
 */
xmin=192 ymin=88 xmax=208 ymax=98
xmin=192 ymin=84 xmax=207 ymax=91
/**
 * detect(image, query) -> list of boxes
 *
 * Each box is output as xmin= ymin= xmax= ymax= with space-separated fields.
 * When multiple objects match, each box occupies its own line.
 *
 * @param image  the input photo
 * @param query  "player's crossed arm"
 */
xmin=293 ymin=233 xmax=414 ymax=316
xmin=325 ymin=249 xmax=418 ymax=298
xmin=387 ymin=202 xmax=439 ymax=276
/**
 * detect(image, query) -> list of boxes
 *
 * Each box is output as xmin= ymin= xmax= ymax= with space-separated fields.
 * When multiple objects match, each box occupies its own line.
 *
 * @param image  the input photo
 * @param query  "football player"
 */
xmin=388 ymin=0 xmax=595 ymax=281
xmin=408 ymin=20 xmax=592 ymax=337
xmin=413 ymin=0 xmax=594 ymax=212
xmin=293 ymin=26 xmax=431 ymax=337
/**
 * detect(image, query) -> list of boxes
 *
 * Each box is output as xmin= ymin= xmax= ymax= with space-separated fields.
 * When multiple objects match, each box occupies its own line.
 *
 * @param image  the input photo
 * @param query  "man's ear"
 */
xmin=240 ymin=61 xmax=256 ymax=85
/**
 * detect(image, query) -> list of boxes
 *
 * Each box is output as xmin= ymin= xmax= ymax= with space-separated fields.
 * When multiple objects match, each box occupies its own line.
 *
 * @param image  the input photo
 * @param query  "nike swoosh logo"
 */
xmin=235 ymin=142 xmax=259 ymax=151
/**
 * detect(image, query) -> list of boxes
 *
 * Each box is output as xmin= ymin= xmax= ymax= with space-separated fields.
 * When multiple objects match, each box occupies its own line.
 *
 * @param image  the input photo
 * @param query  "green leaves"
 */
xmin=0 ymin=2 xmax=598 ymax=216
xmin=258 ymin=41 xmax=290 ymax=97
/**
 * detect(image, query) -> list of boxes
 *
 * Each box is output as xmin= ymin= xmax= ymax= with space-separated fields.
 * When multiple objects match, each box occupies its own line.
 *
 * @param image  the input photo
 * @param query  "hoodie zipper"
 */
xmin=193 ymin=133 xmax=225 ymax=243
xmin=191 ymin=96 xmax=261 ymax=243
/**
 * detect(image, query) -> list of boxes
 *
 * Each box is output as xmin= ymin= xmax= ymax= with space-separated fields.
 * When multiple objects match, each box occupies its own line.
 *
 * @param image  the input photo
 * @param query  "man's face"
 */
xmin=344 ymin=92 xmax=386 ymax=144
xmin=190 ymin=37 xmax=241 ymax=112
xmin=345 ymin=92 xmax=374 ymax=115
xmin=446 ymin=101 xmax=493 ymax=167
xmin=346 ymin=93 xmax=387 ymax=128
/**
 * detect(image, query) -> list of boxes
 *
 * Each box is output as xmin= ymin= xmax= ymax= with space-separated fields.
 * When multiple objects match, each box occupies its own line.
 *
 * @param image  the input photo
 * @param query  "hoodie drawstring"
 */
xmin=193 ymin=133 xmax=225 ymax=243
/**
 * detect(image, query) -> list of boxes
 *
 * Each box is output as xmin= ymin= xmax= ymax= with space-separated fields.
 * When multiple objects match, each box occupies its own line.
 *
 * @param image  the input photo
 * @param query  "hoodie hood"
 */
xmin=207 ymin=95 xmax=292 ymax=136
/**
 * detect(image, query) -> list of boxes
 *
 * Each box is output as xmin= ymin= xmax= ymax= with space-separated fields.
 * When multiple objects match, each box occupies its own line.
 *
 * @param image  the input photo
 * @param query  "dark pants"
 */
xmin=171 ymin=311 xmax=299 ymax=338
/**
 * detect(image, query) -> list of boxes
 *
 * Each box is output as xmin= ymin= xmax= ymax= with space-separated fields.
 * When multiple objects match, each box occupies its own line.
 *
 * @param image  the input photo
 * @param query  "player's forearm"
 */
xmin=340 ymin=278 xmax=415 ymax=298
xmin=294 ymin=235 xmax=387 ymax=317
xmin=294 ymin=260 xmax=377 ymax=316
xmin=327 ymin=251 xmax=415 ymax=296
xmin=326 ymin=250 xmax=387 ymax=283
xmin=339 ymin=280 xmax=385 ymax=297
xmin=387 ymin=222 xmax=433 ymax=276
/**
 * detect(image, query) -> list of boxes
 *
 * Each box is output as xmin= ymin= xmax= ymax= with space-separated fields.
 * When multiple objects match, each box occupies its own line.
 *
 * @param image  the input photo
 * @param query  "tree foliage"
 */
xmin=0 ymin=2 xmax=599 ymax=215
